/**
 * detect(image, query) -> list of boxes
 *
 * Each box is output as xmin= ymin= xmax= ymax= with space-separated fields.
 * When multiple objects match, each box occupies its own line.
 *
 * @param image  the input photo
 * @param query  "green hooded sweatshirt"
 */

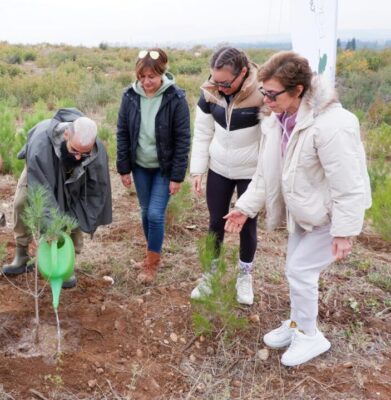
xmin=132 ymin=72 xmax=175 ymax=168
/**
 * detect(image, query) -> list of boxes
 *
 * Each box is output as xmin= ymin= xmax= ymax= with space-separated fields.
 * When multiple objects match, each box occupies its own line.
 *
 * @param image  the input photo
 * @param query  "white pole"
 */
xmin=291 ymin=0 xmax=338 ymax=85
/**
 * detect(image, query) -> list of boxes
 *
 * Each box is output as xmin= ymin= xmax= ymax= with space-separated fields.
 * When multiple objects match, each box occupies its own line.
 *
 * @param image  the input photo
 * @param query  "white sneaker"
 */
xmin=281 ymin=329 xmax=331 ymax=367
xmin=236 ymin=273 xmax=254 ymax=305
xmin=190 ymin=272 xmax=213 ymax=299
xmin=263 ymin=320 xmax=296 ymax=348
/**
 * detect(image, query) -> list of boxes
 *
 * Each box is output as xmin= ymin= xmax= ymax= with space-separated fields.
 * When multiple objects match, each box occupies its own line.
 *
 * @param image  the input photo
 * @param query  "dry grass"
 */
xmin=1 ymin=171 xmax=391 ymax=399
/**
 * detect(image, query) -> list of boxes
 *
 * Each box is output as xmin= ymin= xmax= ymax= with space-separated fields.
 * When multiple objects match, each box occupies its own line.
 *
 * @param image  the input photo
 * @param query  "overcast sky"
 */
xmin=0 ymin=0 xmax=390 ymax=46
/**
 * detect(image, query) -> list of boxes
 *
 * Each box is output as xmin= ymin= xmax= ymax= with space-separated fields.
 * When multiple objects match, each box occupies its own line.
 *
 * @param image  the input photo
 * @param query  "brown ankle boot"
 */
xmin=137 ymin=251 xmax=161 ymax=284
xmin=134 ymin=246 xmax=148 ymax=270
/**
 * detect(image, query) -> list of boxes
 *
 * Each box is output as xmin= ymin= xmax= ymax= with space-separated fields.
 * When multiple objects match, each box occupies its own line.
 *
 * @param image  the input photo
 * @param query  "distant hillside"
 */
xmin=124 ymin=29 xmax=391 ymax=50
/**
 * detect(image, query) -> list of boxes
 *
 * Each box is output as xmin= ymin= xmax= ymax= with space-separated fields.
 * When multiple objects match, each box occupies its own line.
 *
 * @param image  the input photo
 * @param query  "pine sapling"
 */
xmin=21 ymin=185 xmax=77 ymax=343
xmin=191 ymin=233 xmax=248 ymax=338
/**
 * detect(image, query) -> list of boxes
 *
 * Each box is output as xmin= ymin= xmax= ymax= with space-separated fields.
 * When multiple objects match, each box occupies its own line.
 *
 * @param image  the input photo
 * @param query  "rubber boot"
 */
xmin=62 ymin=274 xmax=77 ymax=289
xmin=137 ymin=251 xmax=161 ymax=284
xmin=2 ymin=245 xmax=32 ymax=275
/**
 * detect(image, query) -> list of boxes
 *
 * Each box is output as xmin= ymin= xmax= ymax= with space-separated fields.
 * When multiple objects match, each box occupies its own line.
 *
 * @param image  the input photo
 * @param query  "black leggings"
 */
xmin=206 ymin=169 xmax=258 ymax=263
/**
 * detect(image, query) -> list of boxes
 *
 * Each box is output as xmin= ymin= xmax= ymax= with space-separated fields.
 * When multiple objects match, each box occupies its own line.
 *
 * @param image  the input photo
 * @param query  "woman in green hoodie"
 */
xmin=116 ymin=48 xmax=191 ymax=284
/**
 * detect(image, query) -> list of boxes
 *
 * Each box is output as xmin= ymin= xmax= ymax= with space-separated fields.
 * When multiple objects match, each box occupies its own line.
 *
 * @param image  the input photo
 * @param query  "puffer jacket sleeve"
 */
xmin=170 ymin=95 xmax=191 ymax=182
xmin=235 ymin=137 xmax=267 ymax=218
xmin=189 ymin=92 xmax=215 ymax=175
xmin=316 ymin=115 xmax=369 ymax=237
xmin=116 ymin=94 xmax=131 ymax=175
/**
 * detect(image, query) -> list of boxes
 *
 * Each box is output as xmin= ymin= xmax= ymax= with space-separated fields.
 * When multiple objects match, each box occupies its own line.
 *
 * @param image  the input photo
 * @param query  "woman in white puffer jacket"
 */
xmin=190 ymin=47 xmax=264 ymax=306
xmin=225 ymin=51 xmax=371 ymax=367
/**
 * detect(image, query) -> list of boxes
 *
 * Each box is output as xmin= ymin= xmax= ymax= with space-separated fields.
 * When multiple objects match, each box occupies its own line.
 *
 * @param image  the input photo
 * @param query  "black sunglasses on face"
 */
xmin=208 ymin=72 xmax=240 ymax=89
xmin=68 ymin=142 xmax=92 ymax=159
xmin=260 ymin=87 xmax=289 ymax=102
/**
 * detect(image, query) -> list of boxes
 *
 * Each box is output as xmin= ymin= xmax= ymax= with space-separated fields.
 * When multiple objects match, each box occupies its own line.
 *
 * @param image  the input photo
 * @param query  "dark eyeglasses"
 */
xmin=260 ymin=87 xmax=289 ymax=101
xmin=68 ymin=142 xmax=92 ymax=159
xmin=208 ymin=73 xmax=240 ymax=89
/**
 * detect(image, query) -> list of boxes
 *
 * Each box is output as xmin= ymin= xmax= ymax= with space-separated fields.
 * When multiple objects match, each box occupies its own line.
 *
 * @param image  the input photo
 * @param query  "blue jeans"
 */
xmin=132 ymin=165 xmax=170 ymax=253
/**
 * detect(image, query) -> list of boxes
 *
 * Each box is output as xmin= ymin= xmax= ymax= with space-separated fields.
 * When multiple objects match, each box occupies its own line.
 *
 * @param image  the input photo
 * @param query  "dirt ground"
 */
xmin=0 ymin=171 xmax=390 ymax=400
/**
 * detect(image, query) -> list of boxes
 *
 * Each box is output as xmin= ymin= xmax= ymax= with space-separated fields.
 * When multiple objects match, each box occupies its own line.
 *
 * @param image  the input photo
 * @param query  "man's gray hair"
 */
xmin=70 ymin=117 xmax=98 ymax=146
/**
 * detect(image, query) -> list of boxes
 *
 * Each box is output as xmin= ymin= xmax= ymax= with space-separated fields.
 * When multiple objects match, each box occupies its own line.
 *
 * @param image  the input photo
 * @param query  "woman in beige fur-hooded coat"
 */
xmin=225 ymin=51 xmax=371 ymax=367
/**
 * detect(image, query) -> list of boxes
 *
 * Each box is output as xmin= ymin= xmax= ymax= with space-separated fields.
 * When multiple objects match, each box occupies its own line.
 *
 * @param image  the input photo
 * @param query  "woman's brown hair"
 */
xmin=135 ymin=48 xmax=168 ymax=79
xmin=258 ymin=51 xmax=313 ymax=98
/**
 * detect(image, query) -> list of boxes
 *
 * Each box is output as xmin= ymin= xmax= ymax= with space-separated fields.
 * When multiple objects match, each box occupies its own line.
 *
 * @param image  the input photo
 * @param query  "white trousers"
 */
xmin=285 ymin=223 xmax=334 ymax=334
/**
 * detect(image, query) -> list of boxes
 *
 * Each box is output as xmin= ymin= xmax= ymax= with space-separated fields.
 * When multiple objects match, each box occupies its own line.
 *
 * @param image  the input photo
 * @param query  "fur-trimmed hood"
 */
xmin=303 ymin=74 xmax=339 ymax=117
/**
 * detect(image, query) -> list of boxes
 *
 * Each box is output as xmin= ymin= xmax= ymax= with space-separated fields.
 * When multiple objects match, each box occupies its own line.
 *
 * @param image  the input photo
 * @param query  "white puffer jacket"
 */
xmin=235 ymin=75 xmax=372 ymax=237
xmin=190 ymin=64 xmax=264 ymax=179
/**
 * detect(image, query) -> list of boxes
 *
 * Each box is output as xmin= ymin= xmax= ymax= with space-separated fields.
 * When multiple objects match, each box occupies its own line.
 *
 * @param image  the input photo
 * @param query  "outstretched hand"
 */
xmin=224 ymin=210 xmax=248 ymax=233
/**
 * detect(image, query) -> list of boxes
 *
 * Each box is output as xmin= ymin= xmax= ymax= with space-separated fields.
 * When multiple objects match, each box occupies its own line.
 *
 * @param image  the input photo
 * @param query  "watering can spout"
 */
xmin=50 ymin=278 xmax=62 ymax=310
xmin=38 ymin=232 xmax=75 ymax=310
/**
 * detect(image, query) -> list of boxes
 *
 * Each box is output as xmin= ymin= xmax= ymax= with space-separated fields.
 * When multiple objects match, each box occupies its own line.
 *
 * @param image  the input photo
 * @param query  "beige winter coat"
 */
xmin=235 ymin=76 xmax=372 ymax=237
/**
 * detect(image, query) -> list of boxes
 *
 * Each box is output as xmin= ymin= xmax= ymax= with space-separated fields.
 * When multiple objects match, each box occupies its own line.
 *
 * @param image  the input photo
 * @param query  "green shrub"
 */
xmin=45 ymin=50 xmax=78 ymax=67
xmin=0 ymin=62 xmax=22 ymax=77
xmin=76 ymin=76 xmax=120 ymax=112
xmin=0 ymin=102 xmax=56 ymax=177
xmin=247 ymin=48 xmax=276 ymax=64
xmin=105 ymin=105 xmax=119 ymax=126
xmin=24 ymin=51 xmax=37 ymax=62
xmin=55 ymin=98 xmax=76 ymax=109
xmin=365 ymin=53 xmax=386 ymax=72
xmin=367 ymin=123 xmax=391 ymax=160
xmin=339 ymin=71 xmax=381 ymax=111
xmin=368 ymin=158 xmax=391 ymax=193
xmin=22 ymin=101 xmax=52 ymax=131
xmin=170 ymin=59 xmax=203 ymax=75
xmin=376 ymin=64 xmax=391 ymax=103
xmin=7 ymin=53 xmax=22 ymax=64
xmin=368 ymin=175 xmax=391 ymax=242
xmin=0 ymin=103 xmax=24 ymax=176
xmin=368 ymin=98 xmax=391 ymax=126
xmin=98 ymin=125 xmax=116 ymax=163
xmin=0 ymin=70 xmax=83 ymax=107
xmin=114 ymin=71 xmax=133 ymax=88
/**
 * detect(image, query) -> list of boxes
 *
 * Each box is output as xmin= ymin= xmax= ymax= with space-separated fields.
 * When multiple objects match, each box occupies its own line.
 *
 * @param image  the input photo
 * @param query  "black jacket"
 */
xmin=116 ymin=85 xmax=190 ymax=182
xmin=18 ymin=108 xmax=112 ymax=234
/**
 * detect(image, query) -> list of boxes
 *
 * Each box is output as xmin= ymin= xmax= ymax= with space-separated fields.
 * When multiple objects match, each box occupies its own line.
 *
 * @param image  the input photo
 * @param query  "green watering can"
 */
xmin=37 ymin=232 xmax=75 ymax=309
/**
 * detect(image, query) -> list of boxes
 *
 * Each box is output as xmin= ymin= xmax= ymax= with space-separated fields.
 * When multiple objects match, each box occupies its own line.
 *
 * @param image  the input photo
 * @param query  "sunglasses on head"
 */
xmin=260 ymin=87 xmax=289 ymax=102
xmin=138 ymin=50 xmax=160 ymax=60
